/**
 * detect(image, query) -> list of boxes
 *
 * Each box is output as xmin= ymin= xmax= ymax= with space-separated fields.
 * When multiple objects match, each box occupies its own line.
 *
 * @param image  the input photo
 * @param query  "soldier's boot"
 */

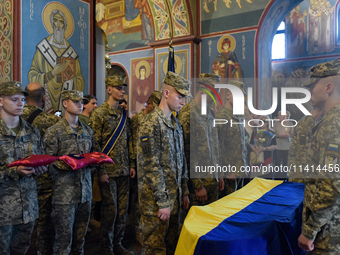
xmin=113 ymin=245 xmax=134 ymax=255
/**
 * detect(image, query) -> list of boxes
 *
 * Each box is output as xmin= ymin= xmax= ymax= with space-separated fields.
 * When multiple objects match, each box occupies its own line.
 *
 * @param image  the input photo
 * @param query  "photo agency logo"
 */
xmin=201 ymin=84 xmax=312 ymax=128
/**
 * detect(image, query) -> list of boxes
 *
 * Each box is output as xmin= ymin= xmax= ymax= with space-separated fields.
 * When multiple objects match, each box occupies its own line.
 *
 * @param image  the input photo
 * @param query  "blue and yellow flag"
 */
xmin=168 ymin=45 xmax=175 ymax=72
xmin=176 ymin=178 xmax=304 ymax=255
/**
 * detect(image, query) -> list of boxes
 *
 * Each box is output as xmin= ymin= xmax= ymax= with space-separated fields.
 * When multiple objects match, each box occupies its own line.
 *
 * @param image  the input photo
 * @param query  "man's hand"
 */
xmin=158 ymin=207 xmax=171 ymax=221
xmin=130 ymin=168 xmax=136 ymax=178
xmin=182 ymin=195 xmax=190 ymax=210
xmin=219 ymin=178 xmax=225 ymax=191
xmin=52 ymin=63 xmax=67 ymax=76
xmin=298 ymin=234 xmax=314 ymax=252
xmin=99 ymin=174 xmax=109 ymax=183
xmin=17 ymin=166 xmax=35 ymax=177
xmin=33 ymin=165 xmax=48 ymax=176
xmin=195 ymin=186 xmax=208 ymax=202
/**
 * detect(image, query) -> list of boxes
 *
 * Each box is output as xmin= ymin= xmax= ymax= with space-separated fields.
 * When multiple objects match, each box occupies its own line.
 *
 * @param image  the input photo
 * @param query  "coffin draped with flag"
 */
xmin=176 ymin=178 xmax=305 ymax=255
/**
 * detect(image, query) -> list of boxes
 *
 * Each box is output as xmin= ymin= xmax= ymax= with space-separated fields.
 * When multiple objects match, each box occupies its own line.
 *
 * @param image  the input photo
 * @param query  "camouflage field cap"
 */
xmin=198 ymin=73 xmax=221 ymax=86
xmin=229 ymin=79 xmax=246 ymax=94
xmin=304 ymin=59 xmax=340 ymax=87
xmin=105 ymin=74 xmax=127 ymax=87
xmin=61 ymin=90 xmax=89 ymax=104
xmin=0 ymin=81 xmax=29 ymax=96
xmin=163 ymin=71 xmax=192 ymax=97
xmin=147 ymin=91 xmax=162 ymax=106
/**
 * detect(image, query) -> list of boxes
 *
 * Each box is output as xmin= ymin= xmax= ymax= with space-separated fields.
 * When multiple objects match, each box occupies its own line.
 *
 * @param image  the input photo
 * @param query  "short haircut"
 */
xmin=50 ymin=9 xmax=67 ymax=28
xmin=83 ymin=94 xmax=97 ymax=105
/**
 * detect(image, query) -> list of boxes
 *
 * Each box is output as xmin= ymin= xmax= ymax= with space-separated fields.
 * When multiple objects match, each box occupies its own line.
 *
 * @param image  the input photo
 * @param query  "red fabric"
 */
xmin=59 ymin=152 xmax=114 ymax=170
xmin=8 ymin=154 xmax=59 ymax=168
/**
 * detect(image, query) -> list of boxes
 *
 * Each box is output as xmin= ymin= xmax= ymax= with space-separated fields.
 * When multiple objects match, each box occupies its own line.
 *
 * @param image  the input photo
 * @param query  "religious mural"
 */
xmin=285 ymin=0 xmax=336 ymax=58
xmin=21 ymin=0 xmax=91 ymax=113
xmin=131 ymin=57 xmax=154 ymax=113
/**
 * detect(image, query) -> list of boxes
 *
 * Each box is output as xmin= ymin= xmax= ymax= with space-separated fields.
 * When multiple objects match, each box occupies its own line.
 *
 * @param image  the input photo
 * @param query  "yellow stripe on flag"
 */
xmin=175 ymin=178 xmax=283 ymax=255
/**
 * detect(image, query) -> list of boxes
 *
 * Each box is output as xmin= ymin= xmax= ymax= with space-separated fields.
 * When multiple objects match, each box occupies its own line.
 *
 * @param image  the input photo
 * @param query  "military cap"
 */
xmin=147 ymin=91 xmax=162 ymax=106
xmin=229 ymin=79 xmax=246 ymax=94
xmin=105 ymin=74 xmax=127 ymax=87
xmin=163 ymin=71 xmax=192 ymax=97
xmin=304 ymin=59 xmax=340 ymax=87
xmin=198 ymin=73 xmax=221 ymax=86
xmin=0 ymin=81 xmax=29 ymax=96
xmin=61 ymin=90 xmax=89 ymax=104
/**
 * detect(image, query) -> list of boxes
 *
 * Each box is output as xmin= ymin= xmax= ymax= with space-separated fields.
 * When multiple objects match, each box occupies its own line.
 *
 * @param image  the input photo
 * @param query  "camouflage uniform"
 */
xmin=216 ymin=104 xmax=247 ymax=196
xmin=0 ymin=82 xmax=43 ymax=255
xmin=130 ymin=91 xmax=162 ymax=243
xmin=288 ymin=115 xmax=315 ymax=183
xmin=21 ymin=104 xmax=59 ymax=255
xmin=137 ymin=72 xmax=190 ymax=255
xmin=301 ymin=60 xmax=340 ymax=254
xmin=44 ymin=91 xmax=94 ymax=255
xmin=90 ymin=75 xmax=134 ymax=254
xmin=177 ymin=99 xmax=220 ymax=206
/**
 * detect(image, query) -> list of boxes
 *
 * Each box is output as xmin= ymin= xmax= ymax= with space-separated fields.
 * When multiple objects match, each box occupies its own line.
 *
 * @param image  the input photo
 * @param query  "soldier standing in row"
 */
xmin=90 ymin=75 xmax=135 ymax=255
xmin=44 ymin=90 xmax=95 ymax=254
xmin=22 ymin=82 xmax=59 ymax=255
xmin=216 ymin=80 xmax=247 ymax=196
xmin=298 ymin=59 xmax=340 ymax=254
xmin=137 ymin=71 xmax=190 ymax=255
xmin=0 ymin=81 xmax=47 ymax=254
xmin=177 ymin=73 xmax=223 ymax=206
xmin=130 ymin=91 xmax=162 ymax=244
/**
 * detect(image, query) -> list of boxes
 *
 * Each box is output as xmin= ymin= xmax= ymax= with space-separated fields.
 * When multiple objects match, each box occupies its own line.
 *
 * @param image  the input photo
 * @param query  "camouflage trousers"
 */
xmin=0 ymin=221 xmax=35 ymax=255
xmin=140 ymin=213 xmax=179 ymax=255
xmin=100 ymin=176 xmax=130 ymax=253
xmin=51 ymin=201 xmax=91 ymax=255
xmin=188 ymin=178 xmax=219 ymax=206
xmin=36 ymin=187 xmax=54 ymax=255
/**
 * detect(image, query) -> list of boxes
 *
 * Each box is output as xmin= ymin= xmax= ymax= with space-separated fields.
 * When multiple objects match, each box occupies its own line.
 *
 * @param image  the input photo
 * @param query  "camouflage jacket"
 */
xmin=0 ymin=117 xmax=43 ymax=226
xmin=302 ymin=104 xmax=340 ymax=252
xmin=216 ymin=106 xmax=247 ymax=175
xmin=21 ymin=104 xmax=59 ymax=138
xmin=288 ymin=115 xmax=315 ymax=182
xmin=22 ymin=104 xmax=59 ymax=190
xmin=177 ymin=100 xmax=220 ymax=189
xmin=137 ymin=106 xmax=188 ymax=216
xmin=44 ymin=118 xmax=95 ymax=205
xmin=89 ymin=102 xmax=133 ymax=177
xmin=130 ymin=110 xmax=146 ymax=168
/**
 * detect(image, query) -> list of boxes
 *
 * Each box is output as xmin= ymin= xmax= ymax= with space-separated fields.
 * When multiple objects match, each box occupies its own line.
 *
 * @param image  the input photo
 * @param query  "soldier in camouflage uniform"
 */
xmin=130 ymin=91 xmax=162 ymax=244
xmin=44 ymin=90 xmax=95 ymax=254
xmin=22 ymin=82 xmax=59 ymax=255
xmin=137 ymin=71 xmax=190 ymax=255
xmin=0 ymin=81 xmax=47 ymax=254
xmin=288 ymin=107 xmax=323 ymax=183
xmin=90 ymin=75 xmax=135 ymax=255
xmin=298 ymin=59 xmax=340 ymax=254
xmin=177 ymin=73 xmax=223 ymax=206
xmin=216 ymin=80 xmax=247 ymax=196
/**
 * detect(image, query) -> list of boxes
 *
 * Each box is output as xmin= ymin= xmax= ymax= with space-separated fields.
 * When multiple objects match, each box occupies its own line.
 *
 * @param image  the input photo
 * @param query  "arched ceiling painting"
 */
xmin=96 ymin=0 xmax=192 ymax=51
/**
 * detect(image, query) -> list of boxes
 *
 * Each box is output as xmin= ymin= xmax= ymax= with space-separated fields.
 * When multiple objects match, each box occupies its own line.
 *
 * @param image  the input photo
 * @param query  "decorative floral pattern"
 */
xmin=0 ymin=0 xmax=12 ymax=82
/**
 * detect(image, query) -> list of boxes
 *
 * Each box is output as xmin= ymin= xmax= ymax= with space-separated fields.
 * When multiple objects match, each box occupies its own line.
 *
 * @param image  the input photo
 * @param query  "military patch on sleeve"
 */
xmin=325 ymin=143 xmax=340 ymax=165
xmin=325 ymin=154 xmax=338 ymax=165
xmin=140 ymin=136 xmax=151 ymax=157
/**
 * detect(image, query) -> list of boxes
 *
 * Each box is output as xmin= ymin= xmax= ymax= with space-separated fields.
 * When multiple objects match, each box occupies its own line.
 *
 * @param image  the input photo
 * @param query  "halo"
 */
xmin=162 ymin=55 xmax=182 ymax=75
xmin=42 ymin=2 xmax=74 ymax=39
xmin=217 ymin=35 xmax=236 ymax=53
xmin=135 ymin=60 xmax=151 ymax=79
